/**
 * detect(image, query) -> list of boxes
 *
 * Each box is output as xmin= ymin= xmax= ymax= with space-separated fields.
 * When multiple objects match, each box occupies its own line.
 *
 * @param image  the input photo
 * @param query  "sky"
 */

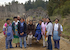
xmin=0 ymin=0 xmax=49 ymax=6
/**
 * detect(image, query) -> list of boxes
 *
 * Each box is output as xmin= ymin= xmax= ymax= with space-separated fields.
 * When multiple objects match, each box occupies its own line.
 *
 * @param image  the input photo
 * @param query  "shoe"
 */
xmin=54 ymin=47 xmax=57 ymax=48
xmin=15 ymin=45 xmax=17 ymax=47
xmin=42 ymin=46 xmax=45 ymax=48
xmin=24 ymin=47 xmax=27 ymax=48
xmin=6 ymin=48 xmax=8 ymax=49
xmin=30 ymin=44 xmax=32 ymax=47
xmin=33 ymin=36 xmax=35 ymax=38
xmin=20 ymin=47 xmax=22 ymax=48
xmin=10 ymin=47 xmax=14 ymax=48
xmin=37 ymin=40 xmax=39 ymax=42
xmin=19 ymin=45 xmax=20 ymax=47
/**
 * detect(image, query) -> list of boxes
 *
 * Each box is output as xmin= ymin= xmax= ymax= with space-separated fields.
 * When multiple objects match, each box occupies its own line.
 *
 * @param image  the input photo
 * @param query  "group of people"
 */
xmin=3 ymin=16 xmax=63 ymax=50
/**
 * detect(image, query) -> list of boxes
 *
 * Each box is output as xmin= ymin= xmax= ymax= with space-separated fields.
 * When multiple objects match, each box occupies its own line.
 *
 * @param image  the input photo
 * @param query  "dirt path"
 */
xmin=0 ymin=33 xmax=70 ymax=50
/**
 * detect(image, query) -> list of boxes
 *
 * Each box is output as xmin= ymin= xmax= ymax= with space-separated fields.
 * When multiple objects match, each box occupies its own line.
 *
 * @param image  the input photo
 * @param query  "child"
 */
xmin=34 ymin=20 xmax=42 ymax=42
xmin=12 ymin=17 xmax=19 ymax=47
xmin=3 ymin=19 xmax=14 ymax=49
xmin=18 ymin=17 xmax=27 ymax=48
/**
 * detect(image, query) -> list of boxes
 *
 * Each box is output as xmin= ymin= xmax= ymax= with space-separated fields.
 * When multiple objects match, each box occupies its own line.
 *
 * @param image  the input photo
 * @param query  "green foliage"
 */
xmin=47 ymin=0 xmax=60 ymax=16
xmin=48 ymin=0 xmax=70 ymax=17
xmin=24 ymin=0 xmax=48 ymax=11
xmin=53 ymin=8 xmax=60 ymax=15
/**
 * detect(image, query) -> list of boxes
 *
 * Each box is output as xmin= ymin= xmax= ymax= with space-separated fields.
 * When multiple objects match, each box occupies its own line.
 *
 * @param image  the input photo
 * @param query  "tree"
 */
xmin=24 ymin=0 xmax=47 ymax=11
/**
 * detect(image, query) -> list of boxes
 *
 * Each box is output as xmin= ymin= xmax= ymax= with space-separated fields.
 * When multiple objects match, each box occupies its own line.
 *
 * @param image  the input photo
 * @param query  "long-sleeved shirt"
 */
xmin=46 ymin=22 xmax=53 ymax=35
xmin=54 ymin=23 xmax=63 ymax=31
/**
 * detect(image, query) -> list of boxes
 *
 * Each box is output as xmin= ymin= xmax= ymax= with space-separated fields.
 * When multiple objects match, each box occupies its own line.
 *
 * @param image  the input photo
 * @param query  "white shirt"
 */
xmin=54 ymin=23 xmax=63 ymax=31
xmin=13 ymin=21 xmax=19 ymax=25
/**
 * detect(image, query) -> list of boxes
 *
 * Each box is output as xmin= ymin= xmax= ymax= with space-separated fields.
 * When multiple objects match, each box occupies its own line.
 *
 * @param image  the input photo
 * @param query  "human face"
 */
xmin=7 ymin=20 xmax=10 ymax=24
xmin=14 ymin=18 xmax=17 ymax=22
xmin=55 ymin=19 xmax=58 ymax=24
xmin=39 ymin=21 xmax=42 ymax=25
xmin=30 ymin=21 xmax=32 ymax=25
xmin=46 ymin=18 xmax=50 ymax=23
xmin=20 ymin=18 xmax=24 ymax=23
xmin=43 ymin=18 xmax=46 ymax=22
xmin=17 ymin=16 xmax=20 ymax=20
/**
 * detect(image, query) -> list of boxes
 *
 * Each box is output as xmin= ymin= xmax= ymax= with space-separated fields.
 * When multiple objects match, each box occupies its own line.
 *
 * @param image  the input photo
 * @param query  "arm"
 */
xmin=60 ymin=25 xmax=63 ymax=33
xmin=27 ymin=25 xmax=29 ymax=35
xmin=23 ymin=23 xmax=27 ymax=33
xmin=3 ymin=24 xmax=7 ymax=37
xmin=60 ymin=25 xmax=63 ymax=36
xmin=3 ymin=24 xmax=6 ymax=35
xmin=18 ymin=22 xmax=20 ymax=34
xmin=46 ymin=23 xmax=53 ymax=36
xmin=12 ymin=22 xmax=14 ymax=31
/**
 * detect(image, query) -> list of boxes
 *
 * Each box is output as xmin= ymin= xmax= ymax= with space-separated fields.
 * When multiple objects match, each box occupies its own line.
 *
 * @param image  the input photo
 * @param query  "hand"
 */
xmin=29 ymin=33 xmax=32 ymax=35
xmin=60 ymin=34 xmax=62 ymax=36
xmin=22 ymin=32 xmax=24 ymax=34
xmin=20 ymin=33 xmax=23 ymax=35
xmin=20 ymin=32 xmax=24 ymax=35
xmin=52 ymin=35 xmax=53 ymax=37
xmin=46 ymin=35 xmax=48 ymax=37
xmin=5 ymin=35 xmax=7 ymax=37
xmin=13 ymin=33 xmax=16 ymax=35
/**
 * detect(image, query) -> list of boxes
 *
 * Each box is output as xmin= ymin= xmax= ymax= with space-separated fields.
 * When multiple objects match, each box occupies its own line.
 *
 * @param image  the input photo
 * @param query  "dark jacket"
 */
xmin=27 ymin=24 xmax=35 ymax=35
xmin=18 ymin=22 xmax=27 ymax=37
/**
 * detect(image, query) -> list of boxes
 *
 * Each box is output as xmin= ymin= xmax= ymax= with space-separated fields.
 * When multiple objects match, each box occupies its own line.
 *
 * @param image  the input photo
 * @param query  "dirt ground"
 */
xmin=0 ymin=33 xmax=70 ymax=50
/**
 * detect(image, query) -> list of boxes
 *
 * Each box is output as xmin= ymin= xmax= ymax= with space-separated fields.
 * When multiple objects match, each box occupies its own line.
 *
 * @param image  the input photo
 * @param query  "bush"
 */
xmin=53 ymin=1 xmax=70 ymax=17
xmin=53 ymin=8 xmax=60 ymax=15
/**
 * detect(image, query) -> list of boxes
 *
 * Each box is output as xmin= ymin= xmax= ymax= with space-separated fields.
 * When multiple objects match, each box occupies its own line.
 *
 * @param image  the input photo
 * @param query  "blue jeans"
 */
xmin=47 ymin=35 xmax=52 ymax=50
xmin=6 ymin=38 xmax=12 ymax=49
xmin=54 ymin=40 xmax=60 ymax=49
xmin=19 ymin=36 xmax=27 ymax=48
xmin=35 ymin=33 xmax=41 ymax=40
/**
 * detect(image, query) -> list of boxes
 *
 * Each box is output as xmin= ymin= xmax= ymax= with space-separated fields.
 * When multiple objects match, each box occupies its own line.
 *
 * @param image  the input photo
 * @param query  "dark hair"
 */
xmin=20 ymin=17 xmax=24 ymax=21
xmin=39 ymin=20 xmax=42 ymax=22
xmin=55 ymin=18 xmax=59 ymax=21
xmin=6 ymin=18 xmax=10 ymax=21
xmin=46 ymin=17 xmax=52 ymax=24
xmin=29 ymin=20 xmax=33 ymax=22
xmin=43 ymin=17 xmax=46 ymax=19
xmin=13 ymin=17 xmax=17 ymax=19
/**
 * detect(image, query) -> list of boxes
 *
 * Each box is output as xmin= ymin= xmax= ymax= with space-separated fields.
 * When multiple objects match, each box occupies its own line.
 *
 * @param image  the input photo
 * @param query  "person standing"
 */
xmin=34 ymin=20 xmax=42 ymax=42
xmin=27 ymin=20 xmax=35 ymax=46
xmin=46 ymin=17 xmax=53 ymax=50
xmin=3 ymin=19 xmax=14 ymax=49
xmin=18 ymin=17 xmax=27 ymax=48
xmin=12 ymin=17 xmax=19 ymax=47
xmin=41 ymin=18 xmax=47 ymax=47
xmin=52 ymin=18 xmax=63 ymax=49
xmin=17 ymin=15 xmax=20 ymax=21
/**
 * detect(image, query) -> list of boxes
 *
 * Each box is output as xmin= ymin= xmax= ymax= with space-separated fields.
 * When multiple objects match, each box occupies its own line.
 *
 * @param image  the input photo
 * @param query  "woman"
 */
xmin=3 ymin=19 xmax=14 ymax=49
xmin=34 ymin=20 xmax=42 ymax=42
xmin=12 ymin=17 xmax=19 ymax=47
xmin=53 ymin=18 xmax=63 ymax=49
xmin=46 ymin=17 xmax=53 ymax=50
xmin=41 ymin=18 xmax=47 ymax=47
xmin=18 ymin=17 xmax=27 ymax=48
xmin=27 ymin=20 xmax=35 ymax=46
